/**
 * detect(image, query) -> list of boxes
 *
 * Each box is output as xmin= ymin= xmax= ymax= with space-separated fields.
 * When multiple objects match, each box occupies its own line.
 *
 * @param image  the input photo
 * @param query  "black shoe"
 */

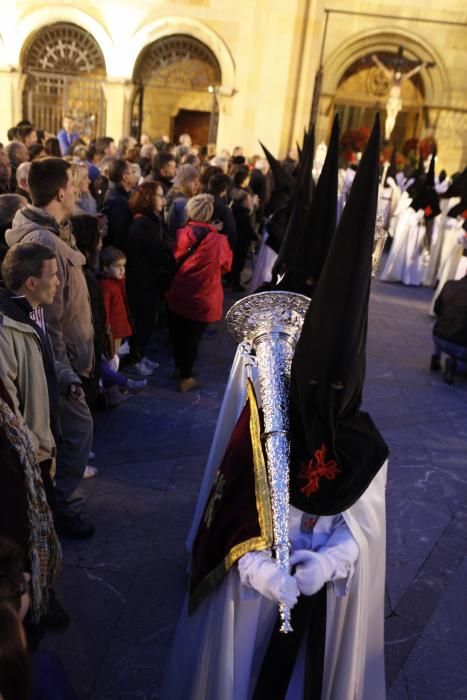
xmin=55 ymin=512 xmax=95 ymax=539
xmin=43 ymin=589 xmax=70 ymax=630
xmin=430 ymin=354 xmax=441 ymax=372
xmin=442 ymin=357 xmax=457 ymax=385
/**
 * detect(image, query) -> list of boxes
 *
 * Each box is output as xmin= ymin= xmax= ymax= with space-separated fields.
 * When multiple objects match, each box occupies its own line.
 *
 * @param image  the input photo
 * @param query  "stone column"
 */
xmin=0 ymin=69 xmax=25 ymax=143
xmin=102 ymin=78 xmax=133 ymax=139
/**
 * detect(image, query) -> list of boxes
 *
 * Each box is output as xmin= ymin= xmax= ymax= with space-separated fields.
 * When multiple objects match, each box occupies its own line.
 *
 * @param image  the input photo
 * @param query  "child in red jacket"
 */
xmin=100 ymin=247 xmax=154 ymax=379
xmin=100 ymin=246 xmax=154 ymax=381
xmin=100 ymin=246 xmax=133 ymax=351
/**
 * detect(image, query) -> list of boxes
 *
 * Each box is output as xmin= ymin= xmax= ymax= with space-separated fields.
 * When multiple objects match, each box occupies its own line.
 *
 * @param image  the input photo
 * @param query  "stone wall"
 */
xmin=0 ymin=0 xmax=465 ymax=172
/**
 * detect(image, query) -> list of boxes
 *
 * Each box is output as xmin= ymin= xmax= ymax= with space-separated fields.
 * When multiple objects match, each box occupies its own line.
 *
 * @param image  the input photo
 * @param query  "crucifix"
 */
xmin=371 ymin=47 xmax=434 ymax=141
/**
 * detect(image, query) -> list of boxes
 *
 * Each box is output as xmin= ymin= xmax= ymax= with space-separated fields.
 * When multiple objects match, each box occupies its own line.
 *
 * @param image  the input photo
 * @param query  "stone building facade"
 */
xmin=0 ymin=0 xmax=465 ymax=172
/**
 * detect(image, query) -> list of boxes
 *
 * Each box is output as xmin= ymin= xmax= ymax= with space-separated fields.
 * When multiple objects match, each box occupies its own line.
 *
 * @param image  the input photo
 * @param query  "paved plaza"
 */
xmin=42 ymin=278 xmax=467 ymax=700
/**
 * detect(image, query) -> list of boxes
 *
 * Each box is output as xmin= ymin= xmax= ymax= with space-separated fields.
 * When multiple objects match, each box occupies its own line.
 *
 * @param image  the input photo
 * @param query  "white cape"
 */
xmin=169 ymin=348 xmax=387 ymax=700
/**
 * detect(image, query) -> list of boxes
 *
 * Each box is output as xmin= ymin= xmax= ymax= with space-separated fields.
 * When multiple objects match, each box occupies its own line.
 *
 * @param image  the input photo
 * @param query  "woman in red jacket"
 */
xmin=167 ymin=194 xmax=232 ymax=392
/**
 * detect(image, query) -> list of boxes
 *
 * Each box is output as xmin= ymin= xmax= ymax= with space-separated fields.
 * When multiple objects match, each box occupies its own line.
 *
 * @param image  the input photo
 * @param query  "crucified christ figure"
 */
xmin=372 ymin=47 xmax=433 ymax=141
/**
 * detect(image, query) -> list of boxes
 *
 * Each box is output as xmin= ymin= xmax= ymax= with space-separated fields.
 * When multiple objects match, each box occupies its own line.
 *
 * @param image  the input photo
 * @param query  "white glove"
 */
xmin=238 ymin=551 xmax=299 ymax=609
xmin=289 ymin=550 xmax=332 ymax=596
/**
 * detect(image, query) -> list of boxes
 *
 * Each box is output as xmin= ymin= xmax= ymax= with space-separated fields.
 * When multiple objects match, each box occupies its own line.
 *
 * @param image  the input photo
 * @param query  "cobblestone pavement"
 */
xmin=42 ymin=279 xmax=467 ymax=700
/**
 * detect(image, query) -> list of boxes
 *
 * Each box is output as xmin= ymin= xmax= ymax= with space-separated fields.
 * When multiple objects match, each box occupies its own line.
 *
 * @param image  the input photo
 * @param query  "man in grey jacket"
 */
xmin=5 ymin=158 xmax=95 ymax=538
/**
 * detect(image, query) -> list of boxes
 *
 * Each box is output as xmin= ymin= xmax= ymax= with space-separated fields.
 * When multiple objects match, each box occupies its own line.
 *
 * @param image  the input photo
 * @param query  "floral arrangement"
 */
xmin=420 ymin=136 xmax=437 ymax=159
xmin=340 ymin=126 xmax=371 ymax=163
xmin=401 ymin=138 xmax=419 ymax=166
xmin=380 ymin=146 xmax=407 ymax=171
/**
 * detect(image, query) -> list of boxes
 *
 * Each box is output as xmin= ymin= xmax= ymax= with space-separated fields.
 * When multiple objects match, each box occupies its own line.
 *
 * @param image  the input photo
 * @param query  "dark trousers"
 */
xmin=169 ymin=311 xmax=208 ymax=379
xmin=231 ymin=236 xmax=250 ymax=287
xmin=128 ymin=291 xmax=159 ymax=362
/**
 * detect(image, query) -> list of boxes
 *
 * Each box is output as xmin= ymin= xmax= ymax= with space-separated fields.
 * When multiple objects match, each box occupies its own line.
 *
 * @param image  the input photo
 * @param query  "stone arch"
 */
xmin=19 ymin=18 xmax=109 ymax=139
xmin=9 ymin=7 xmax=112 ymax=71
xmin=322 ymin=27 xmax=449 ymax=107
xmin=129 ymin=22 xmax=233 ymax=144
xmin=22 ymin=23 xmax=106 ymax=77
xmin=128 ymin=17 xmax=235 ymax=91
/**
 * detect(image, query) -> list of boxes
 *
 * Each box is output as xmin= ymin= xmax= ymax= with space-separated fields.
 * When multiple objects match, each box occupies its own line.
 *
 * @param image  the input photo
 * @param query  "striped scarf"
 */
xmin=0 ymin=398 xmax=62 ymax=621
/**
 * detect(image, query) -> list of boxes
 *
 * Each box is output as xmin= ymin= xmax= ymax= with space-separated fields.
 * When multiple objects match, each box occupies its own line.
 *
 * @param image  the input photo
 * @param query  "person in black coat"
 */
xmin=431 ymin=273 xmax=467 ymax=384
xmin=101 ymin=159 xmax=133 ymax=251
xmin=229 ymin=167 xmax=258 ymax=291
xmin=126 ymin=181 xmax=174 ymax=369
xmin=206 ymin=173 xmax=237 ymax=250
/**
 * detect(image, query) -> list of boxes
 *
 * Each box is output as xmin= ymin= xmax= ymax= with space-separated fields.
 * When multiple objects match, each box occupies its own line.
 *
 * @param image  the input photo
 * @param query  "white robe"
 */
xmin=173 ymin=348 xmax=387 ymax=700
xmin=423 ymin=198 xmax=461 ymax=287
xmin=248 ymin=229 xmax=278 ymax=292
xmin=381 ymin=202 xmax=427 ymax=285
xmin=429 ymin=217 xmax=465 ymax=316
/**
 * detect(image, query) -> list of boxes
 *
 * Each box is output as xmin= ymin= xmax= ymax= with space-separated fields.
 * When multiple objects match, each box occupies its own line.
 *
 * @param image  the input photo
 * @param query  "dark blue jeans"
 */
xmin=433 ymin=335 xmax=467 ymax=373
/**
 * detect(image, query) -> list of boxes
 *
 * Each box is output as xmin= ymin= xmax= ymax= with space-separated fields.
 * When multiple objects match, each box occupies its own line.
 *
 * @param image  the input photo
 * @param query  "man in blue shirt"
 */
xmin=56 ymin=116 xmax=79 ymax=156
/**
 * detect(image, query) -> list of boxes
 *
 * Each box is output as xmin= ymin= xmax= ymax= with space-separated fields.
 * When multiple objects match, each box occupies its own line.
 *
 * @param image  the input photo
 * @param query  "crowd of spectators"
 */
xmin=0 ymin=115 xmax=281 ymax=699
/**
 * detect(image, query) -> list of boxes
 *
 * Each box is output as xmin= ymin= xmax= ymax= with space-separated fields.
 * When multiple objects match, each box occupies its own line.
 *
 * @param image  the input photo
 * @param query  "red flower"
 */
xmin=298 ymin=444 xmax=342 ymax=497
xmin=420 ymin=137 xmax=437 ymax=160
xmin=424 ymin=205 xmax=433 ymax=217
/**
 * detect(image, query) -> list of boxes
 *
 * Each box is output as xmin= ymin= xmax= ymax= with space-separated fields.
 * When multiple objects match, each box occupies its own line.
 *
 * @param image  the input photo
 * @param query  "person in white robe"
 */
xmin=164 ymin=116 xmax=388 ymax=700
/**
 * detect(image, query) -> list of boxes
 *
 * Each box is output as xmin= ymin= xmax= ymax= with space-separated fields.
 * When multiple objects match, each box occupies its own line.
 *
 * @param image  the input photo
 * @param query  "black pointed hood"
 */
xmin=260 ymin=141 xmax=295 ymax=195
xmin=288 ymin=114 xmax=388 ymax=515
xmin=277 ymin=114 xmax=339 ymax=296
xmin=443 ymin=168 xmax=467 ymax=201
xmin=411 ymin=151 xmax=440 ymax=219
xmin=447 ymin=197 xmax=467 ymax=219
xmin=383 ymin=146 xmax=397 ymax=185
xmin=269 ymin=126 xmax=316 ymax=281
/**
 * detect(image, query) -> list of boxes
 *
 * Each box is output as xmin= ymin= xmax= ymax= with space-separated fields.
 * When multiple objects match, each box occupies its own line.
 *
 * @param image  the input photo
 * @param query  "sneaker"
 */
xmin=118 ymin=340 xmax=130 ymax=357
xmin=43 ymin=589 xmax=70 ymax=630
xmin=106 ymin=385 xmax=131 ymax=406
xmin=55 ymin=513 xmax=95 ymax=539
xmin=127 ymin=378 xmax=147 ymax=394
xmin=442 ymin=357 xmax=457 ymax=385
xmin=126 ymin=360 xmax=153 ymax=377
xmin=142 ymin=357 xmax=159 ymax=371
xmin=177 ymin=377 xmax=200 ymax=393
xmin=83 ymin=465 xmax=98 ymax=479
xmin=430 ymin=354 xmax=441 ymax=372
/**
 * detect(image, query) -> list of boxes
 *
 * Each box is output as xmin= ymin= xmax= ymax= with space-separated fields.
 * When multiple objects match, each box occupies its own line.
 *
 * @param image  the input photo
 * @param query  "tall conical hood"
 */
xmin=443 ymin=167 xmax=467 ymax=200
xmin=383 ymin=146 xmax=397 ymax=185
xmin=277 ymin=114 xmax=339 ymax=296
xmin=288 ymin=114 xmax=388 ymax=515
xmin=411 ymin=151 xmax=440 ymax=219
xmin=269 ymin=126 xmax=315 ymax=280
xmin=260 ymin=141 xmax=295 ymax=194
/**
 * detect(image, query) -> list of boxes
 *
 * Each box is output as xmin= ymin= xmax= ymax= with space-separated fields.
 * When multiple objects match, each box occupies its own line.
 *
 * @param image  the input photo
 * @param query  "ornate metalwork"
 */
xmin=134 ymin=34 xmax=221 ymax=89
xmin=23 ymin=23 xmax=106 ymax=76
xmin=22 ymin=23 xmax=106 ymax=138
xmin=227 ymin=292 xmax=310 ymax=633
xmin=373 ymin=213 xmax=389 ymax=276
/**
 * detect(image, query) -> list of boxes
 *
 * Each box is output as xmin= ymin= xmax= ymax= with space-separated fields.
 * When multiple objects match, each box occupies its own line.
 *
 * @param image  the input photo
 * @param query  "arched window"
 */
xmin=133 ymin=34 xmax=221 ymax=89
xmin=131 ymin=34 xmax=222 ymax=144
xmin=22 ymin=22 xmax=106 ymax=139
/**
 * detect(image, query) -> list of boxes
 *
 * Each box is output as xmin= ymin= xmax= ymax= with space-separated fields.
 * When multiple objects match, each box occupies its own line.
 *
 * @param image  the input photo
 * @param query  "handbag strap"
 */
xmin=175 ymin=226 xmax=211 ymax=273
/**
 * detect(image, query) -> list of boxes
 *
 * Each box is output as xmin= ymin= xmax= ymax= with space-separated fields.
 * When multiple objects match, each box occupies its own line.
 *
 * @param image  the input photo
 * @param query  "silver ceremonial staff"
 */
xmin=226 ymin=291 xmax=310 ymax=633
